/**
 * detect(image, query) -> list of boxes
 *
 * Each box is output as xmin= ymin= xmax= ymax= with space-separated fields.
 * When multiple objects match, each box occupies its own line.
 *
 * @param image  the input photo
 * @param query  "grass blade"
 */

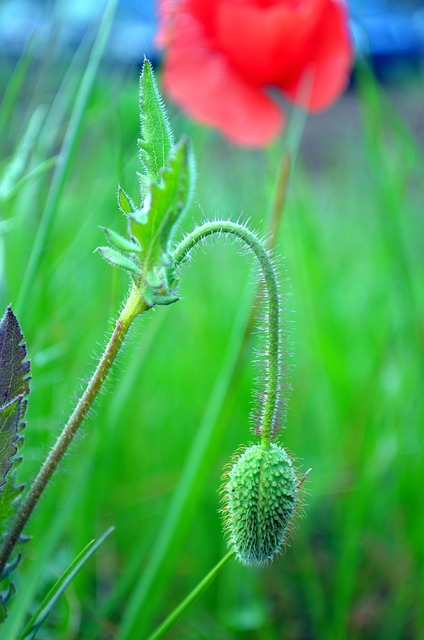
xmin=19 ymin=526 xmax=114 ymax=640
xmin=16 ymin=0 xmax=119 ymax=314
xmin=146 ymin=551 xmax=234 ymax=640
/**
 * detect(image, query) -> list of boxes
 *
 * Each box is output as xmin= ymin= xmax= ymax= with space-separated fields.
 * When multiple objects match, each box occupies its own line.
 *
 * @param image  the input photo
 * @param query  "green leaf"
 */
xmin=0 ymin=465 xmax=24 ymax=530
xmin=143 ymin=286 xmax=179 ymax=308
xmin=138 ymin=59 xmax=174 ymax=196
xmin=99 ymin=59 xmax=195 ymax=307
xmin=117 ymin=185 xmax=136 ymax=215
xmin=97 ymin=247 xmax=142 ymax=276
xmin=102 ymin=227 xmax=141 ymax=253
xmin=0 ymin=398 xmax=22 ymax=495
xmin=0 ymin=307 xmax=30 ymax=493
xmin=19 ymin=527 xmax=114 ymax=640
xmin=0 ymin=582 xmax=16 ymax=623
xmin=131 ymin=137 xmax=194 ymax=270
xmin=0 ymin=106 xmax=47 ymax=202
xmin=0 ymin=307 xmax=29 ymax=607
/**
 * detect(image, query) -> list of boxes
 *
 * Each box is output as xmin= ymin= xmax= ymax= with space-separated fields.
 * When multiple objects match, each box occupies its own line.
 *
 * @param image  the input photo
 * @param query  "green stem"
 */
xmin=146 ymin=551 xmax=234 ymax=640
xmin=173 ymin=220 xmax=280 ymax=447
xmin=0 ymin=285 xmax=146 ymax=576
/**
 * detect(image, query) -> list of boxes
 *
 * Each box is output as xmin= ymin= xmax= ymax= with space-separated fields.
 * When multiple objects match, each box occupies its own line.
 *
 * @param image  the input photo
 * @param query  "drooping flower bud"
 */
xmin=223 ymin=443 xmax=298 ymax=566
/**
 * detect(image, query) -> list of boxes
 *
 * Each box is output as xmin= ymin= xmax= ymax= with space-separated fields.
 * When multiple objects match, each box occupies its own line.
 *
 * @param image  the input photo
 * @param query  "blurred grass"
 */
xmin=1 ymin=33 xmax=424 ymax=640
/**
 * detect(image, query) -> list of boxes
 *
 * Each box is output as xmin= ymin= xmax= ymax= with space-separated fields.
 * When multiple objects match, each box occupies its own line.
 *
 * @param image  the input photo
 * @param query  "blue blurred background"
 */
xmin=1 ymin=0 xmax=424 ymax=80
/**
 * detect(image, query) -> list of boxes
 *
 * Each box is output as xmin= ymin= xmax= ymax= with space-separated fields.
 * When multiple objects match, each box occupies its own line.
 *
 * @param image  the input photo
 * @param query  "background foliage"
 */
xmin=0 ymin=27 xmax=423 ymax=640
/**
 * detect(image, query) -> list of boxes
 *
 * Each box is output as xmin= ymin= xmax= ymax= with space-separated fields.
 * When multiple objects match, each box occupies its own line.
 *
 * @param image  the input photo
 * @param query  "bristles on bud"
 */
xmin=222 ymin=443 xmax=298 ymax=566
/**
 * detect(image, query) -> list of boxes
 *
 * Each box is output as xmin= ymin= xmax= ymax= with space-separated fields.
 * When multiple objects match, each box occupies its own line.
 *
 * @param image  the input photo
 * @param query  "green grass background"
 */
xmin=1 ymin=18 xmax=423 ymax=640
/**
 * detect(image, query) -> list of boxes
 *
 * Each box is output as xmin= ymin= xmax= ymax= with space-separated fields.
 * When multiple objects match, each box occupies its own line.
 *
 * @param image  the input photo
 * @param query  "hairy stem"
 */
xmin=0 ymin=285 xmax=146 ymax=575
xmin=173 ymin=220 xmax=280 ymax=447
xmin=146 ymin=550 xmax=234 ymax=640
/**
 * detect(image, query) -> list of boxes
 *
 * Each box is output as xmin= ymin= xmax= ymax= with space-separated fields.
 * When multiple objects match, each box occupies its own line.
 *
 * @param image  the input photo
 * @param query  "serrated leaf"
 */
xmin=102 ymin=227 xmax=141 ymax=253
xmin=97 ymin=247 xmax=141 ymax=276
xmin=0 ymin=399 xmax=21 ymax=486
xmin=0 ymin=552 xmax=21 ymax=580
xmin=117 ymin=185 xmax=135 ymax=215
xmin=138 ymin=59 xmax=174 ymax=196
xmin=0 ymin=307 xmax=30 ymax=493
xmin=0 ymin=582 xmax=16 ymax=623
xmin=131 ymin=137 xmax=193 ymax=270
xmin=155 ymin=138 xmax=194 ymax=249
xmin=0 ymin=476 xmax=24 ymax=526
xmin=99 ymin=59 xmax=194 ymax=304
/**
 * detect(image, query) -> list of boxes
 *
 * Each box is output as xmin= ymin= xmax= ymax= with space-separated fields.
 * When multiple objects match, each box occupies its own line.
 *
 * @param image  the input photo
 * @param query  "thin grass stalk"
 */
xmin=16 ymin=0 xmax=119 ymax=314
xmin=146 ymin=551 xmax=234 ymax=640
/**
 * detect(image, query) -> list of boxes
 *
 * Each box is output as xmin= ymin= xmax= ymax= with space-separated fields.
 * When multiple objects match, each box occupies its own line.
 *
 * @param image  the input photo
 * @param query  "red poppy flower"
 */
xmin=158 ymin=0 xmax=352 ymax=146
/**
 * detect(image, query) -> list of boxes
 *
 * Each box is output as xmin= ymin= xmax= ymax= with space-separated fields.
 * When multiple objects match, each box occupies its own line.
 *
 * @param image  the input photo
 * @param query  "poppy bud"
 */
xmin=224 ymin=443 xmax=298 ymax=566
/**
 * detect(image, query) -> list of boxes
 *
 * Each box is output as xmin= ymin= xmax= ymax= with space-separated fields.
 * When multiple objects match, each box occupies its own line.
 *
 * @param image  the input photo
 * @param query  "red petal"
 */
xmin=161 ymin=11 xmax=285 ymax=146
xmin=158 ymin=0 xmax=217 ymax=44
xmin=214 ymin=0 xmax=327 ymax=85
xmin=280 ymin=0 xmax=352 ymax=110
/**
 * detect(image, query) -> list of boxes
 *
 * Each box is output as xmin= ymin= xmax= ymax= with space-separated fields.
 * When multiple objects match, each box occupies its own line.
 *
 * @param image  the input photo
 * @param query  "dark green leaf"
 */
xmin=0 ymin=307 xmax=30 ymax=493
xmin=0 ymin=582 xmax=16 ymax=623
xmin=0 ymin=478 xmax=24 ymax=526
xmin=0 ymin=399 xmax=21 ymax=486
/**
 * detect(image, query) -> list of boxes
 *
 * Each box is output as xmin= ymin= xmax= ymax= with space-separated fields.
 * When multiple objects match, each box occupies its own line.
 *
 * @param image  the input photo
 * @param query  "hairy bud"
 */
xmin=223 ymin=444 xmax=298 ymax=566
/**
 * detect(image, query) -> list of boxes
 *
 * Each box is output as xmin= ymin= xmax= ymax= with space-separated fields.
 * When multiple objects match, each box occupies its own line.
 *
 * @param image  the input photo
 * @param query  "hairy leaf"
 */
xmin=131 ymin=137 xmax=193 ymax=270
xmin=102 ymin=227 xmax=141 ymax=253
xmin=138 ymin=59 xmax=174 ymax=196
xmin=0 ymin=307 xmax=30 ymax=493
xmin=117 ymin=185 xmax=136 ymax=215
xmin=99 ymin=60 xmax=195 ymax=308
xmin=97 ymin=247 xmax=142 ymax=275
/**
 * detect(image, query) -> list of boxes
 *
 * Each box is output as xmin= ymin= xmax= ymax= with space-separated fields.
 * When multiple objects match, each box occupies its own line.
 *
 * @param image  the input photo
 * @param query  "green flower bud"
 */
xmin=223 ymin=443 xmax=298 ymax=566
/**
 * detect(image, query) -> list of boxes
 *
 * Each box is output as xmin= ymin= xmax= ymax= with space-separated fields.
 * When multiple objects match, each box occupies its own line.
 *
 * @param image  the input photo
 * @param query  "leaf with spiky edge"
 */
xmin=130 ymin=137 xmax=193 ymax=272
xmin=99 ymin=61 xmax=194 ymax=309
xmin=0 ymin=307 xmax=29 ymax=605
xmin=0 ymin=307 xmax=30 ymax=494
xmin=0 ymin=582 xmax=16 ymax=622
xmin=0 ymin=401 xmax=20 ymax=485
xmin=138 ymin=59 xmax=174 ymax=198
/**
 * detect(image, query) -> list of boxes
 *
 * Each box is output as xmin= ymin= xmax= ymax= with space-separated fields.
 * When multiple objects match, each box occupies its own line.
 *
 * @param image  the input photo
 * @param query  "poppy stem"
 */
xmin=269 ymin=151 xmax=291 ymax=237
xmin=0 ymin=285 xmax=147 ymax=576
xmin=173 ymin=220 xmax=281 ymax=447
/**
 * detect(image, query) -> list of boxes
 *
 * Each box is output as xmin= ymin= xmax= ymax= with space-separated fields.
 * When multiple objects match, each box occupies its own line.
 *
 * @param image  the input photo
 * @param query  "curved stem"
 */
xmin=173 ymin=220 xmax=280 ymax=447
xmin=146 ymin=550 xmax=234 ymax=640
xmin=0 ymin=285 xmax=147 ymax=576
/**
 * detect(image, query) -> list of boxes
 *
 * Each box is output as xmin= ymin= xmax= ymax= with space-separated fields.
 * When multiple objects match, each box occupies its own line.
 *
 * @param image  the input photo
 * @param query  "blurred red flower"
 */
xmin=158 ymin=0 xmax=352 ymax=146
